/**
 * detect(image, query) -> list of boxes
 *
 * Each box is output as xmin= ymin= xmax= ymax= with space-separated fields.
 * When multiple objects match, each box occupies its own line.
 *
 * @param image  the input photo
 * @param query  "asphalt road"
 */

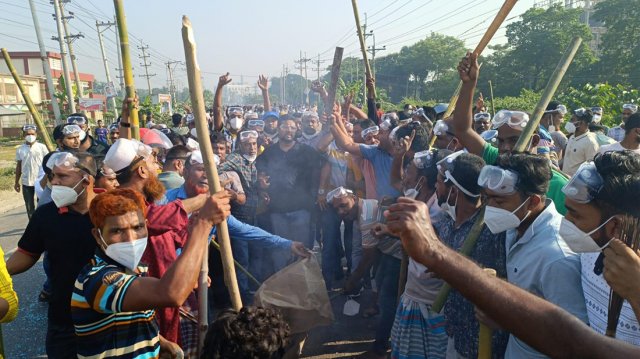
xmin=0 ymin=205 xmax=379 ymax=358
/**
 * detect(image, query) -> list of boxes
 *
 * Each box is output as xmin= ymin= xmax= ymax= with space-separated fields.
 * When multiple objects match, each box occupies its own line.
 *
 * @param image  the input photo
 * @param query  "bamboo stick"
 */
xmin=513 ymin=37 xmax=582 ymax=152
xmin=113 ymin=0 xmax=140 ymax=140
xmin=325 ymin=47 xmax=344 ymax=116
xmin=478 ymin=268 xmax=497 ymax=359
xmin=2 ymin=48 xmax=55 ymax=152
xmin=181 ymin=16 xmax=242 ymax=356
xmin=350 ymin=0 xmax=376 ymax=99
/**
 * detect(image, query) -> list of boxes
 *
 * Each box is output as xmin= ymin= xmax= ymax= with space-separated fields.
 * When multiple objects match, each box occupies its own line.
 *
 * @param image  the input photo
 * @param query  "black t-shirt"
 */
xmin=18 ymin=202 xmax=97 ymax=326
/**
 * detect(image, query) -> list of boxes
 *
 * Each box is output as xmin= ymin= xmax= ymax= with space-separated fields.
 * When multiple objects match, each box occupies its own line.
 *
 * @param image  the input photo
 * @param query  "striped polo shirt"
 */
xmin=71 ymin=253 xmax=160 ymax=358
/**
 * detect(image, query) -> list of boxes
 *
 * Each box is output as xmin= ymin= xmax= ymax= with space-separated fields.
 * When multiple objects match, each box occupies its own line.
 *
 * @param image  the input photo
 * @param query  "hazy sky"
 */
xmin=3 ymin=0 xmax=537 ymax=91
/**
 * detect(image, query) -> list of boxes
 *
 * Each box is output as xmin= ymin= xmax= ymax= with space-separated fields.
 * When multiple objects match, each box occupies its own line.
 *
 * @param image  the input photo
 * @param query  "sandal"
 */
xmin=38 ymin=290 xmax=51 ymax=302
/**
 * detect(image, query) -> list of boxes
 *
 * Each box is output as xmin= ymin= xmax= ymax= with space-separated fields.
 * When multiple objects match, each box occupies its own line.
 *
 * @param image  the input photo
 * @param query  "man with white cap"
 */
xmin=7 ymin=151 xmax=100 ymax=357
xmin=104 ymin=138 xmax=226 ymax=345
xmin=608 ymin=103 xmax=638 ymax=142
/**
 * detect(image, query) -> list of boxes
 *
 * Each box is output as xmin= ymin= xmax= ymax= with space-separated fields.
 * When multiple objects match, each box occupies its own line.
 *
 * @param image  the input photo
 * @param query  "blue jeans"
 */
xmin=321 ymin=207 xmax=342 ymax=289
xmin=373 ymin=254 xmax=401 ymax=354
xmin=231 ymin=239 xmax=252 ymax=305
xmin=269 ymin=210 xmax=311 ymax=272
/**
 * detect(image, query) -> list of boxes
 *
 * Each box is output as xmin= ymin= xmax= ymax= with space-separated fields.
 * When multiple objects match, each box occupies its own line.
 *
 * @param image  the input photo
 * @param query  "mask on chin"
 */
xmin=440 ymin=187 xmax=458 ymax=221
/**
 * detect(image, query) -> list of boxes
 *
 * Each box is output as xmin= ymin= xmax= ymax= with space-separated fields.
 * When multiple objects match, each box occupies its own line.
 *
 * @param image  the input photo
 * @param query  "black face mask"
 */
xmin=302 ymin=126 xmax=318 ymax=136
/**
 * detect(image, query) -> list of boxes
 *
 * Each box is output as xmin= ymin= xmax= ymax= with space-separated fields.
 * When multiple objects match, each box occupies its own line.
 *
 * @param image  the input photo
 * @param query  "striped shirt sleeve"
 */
xmin=0 ymin=245 xmax=19 ymax=323
xmin=83 ymin=268 xmax=138 ymax=314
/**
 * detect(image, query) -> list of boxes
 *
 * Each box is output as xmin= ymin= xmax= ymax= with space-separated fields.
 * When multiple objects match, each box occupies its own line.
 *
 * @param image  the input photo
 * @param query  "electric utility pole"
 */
xmin=138 ymin=44 xmax=156 ymax=98
xmin=51 ymin=0 xmax=75 ymax=113
xmin=57 ymin=0 xmax=84 ymax=99
xmin=96 ymin=20 xmax=118 ymax=118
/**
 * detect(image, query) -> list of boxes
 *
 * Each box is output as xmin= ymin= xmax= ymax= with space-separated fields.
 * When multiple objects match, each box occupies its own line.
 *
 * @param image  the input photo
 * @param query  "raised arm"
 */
xmin=330 ymin=109 xmax=361 ymax=156
xmin=453 ymin=53 xmax=486 ymax=156
xmin=213 ymin=73 xmax=232 ymax=131
xmin=366 ymin=77 xmax=379 ymax=123
xmin=390 ymin=131 xmax=415 ymax=191
xmin=257 ymin=75 xmax=271 ymax=112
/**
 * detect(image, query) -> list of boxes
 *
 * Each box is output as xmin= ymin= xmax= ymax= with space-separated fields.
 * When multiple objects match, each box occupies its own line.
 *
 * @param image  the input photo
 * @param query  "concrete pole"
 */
xmin=58 ymin=0 xmax=83 ymax=100
xmin=96 ymin=21 xmax=118 ymax=118
xmin=52 ymin=0 xmax=75 ymax=113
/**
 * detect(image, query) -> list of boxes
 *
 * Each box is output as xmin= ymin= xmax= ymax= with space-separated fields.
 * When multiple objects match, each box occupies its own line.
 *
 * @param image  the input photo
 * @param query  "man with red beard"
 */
xmin=103 ymin=138 xmax=228 ymax=348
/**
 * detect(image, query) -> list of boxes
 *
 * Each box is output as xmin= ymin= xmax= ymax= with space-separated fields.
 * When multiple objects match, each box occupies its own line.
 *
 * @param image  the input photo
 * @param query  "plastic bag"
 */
xmin=254 ymin=256 xmax=334 ymax=334
xmin=343 ymin=297 xmax=360 ymax=316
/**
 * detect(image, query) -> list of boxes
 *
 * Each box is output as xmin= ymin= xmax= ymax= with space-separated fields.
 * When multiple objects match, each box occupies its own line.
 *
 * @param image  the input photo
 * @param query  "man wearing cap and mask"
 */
xmin=452 ymin=53 xmax=569 ymax=214
xmin=562 ymin=108 xmax=600 ymax=176
xmin=71 ymin=188 xmax=230 ymax=358
xmin=429 ymin=151 xmax=509 ymax=358
xmin=608 ymin=103 xmax=638 ymax=142
xmin=14 ymin=124 xmax=49 ymax=219
xmin=541 ymin=101 xmax=568 ymax=160
xmin=104 ymin=138 xmax=221 ymax=345
xmin=560 ymin=151 xmax=640 ymax=344
xmin=477 ymin=153 xmax=586 ymax=358
xmin=7 ymin=152 xmax=99 ymax=357
xmin=56 ymin=123 xmax=83 ymax=151
xmin=67 ymin=113 xmax=109 ymax=159
xmin=165 ymin=150 xmax=309 ymax=306
xmin=211 ymin=73 xmax=245 ymax=152
xmin=600 ymin=113 xmax=640 ymax=155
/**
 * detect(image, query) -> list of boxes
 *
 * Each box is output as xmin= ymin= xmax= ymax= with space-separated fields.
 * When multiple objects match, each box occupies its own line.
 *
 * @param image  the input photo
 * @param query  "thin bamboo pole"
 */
xmin=478 ymin=268 xmax=497 ymax=359
xmin=350 ymin=0 xmax=376 ymax=99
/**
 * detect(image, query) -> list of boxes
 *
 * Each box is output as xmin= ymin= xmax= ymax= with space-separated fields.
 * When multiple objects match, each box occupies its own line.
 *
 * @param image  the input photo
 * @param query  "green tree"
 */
xmin=557 ymin=83 xmax=640 ymax=127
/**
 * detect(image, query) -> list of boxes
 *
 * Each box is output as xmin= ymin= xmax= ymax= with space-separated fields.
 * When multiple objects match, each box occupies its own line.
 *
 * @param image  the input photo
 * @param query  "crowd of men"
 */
xmin=1 ymin=51 xmax=640 ymax=358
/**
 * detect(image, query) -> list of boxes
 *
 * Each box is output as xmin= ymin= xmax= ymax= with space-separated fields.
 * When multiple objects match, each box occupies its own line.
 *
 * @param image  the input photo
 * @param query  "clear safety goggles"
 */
xmin=623 ymin=104 xmax=638 ymax=112
xmin=380 ymin=118 xmax=393 ymax=131
xmin=361 ymin=125 xmax=379 ymax=139
xmin=413 ymin=149 xmax=436 ymax=169
xmin=244 ymin=112 xmax=259 ymax=120
xmin=544 ymin=104 xmax=567 ymax=115
xmin=22 ymin=124 xmax=37 ymax=131
xmin=561 ymin=161 xmax=603 ymax=203
xmin=326 ymin=186 xmax=353 ymax=202
xmin=573 ymin=108 xmax=588 ymax=117
xmin=481 ymin=129 xmax=498 ymax=144
xmin=99 ymin=166 xmax=117 ymax=179
xmin=248 ymin=120 xmax=265 ymax=130
xmin=436 ymin=151 xmax=479 ymax=198
xmin=478 ymin=165 xmax=519 ymax=195
xmin=46 ymin=152 xmax=92 ymax=175
xmin=474 ymin=112 xmax=491 ymax=122
xmin=381 ymin=113 xmax=399 ymax=122
xmin=62 ymin=124 xmax=82 ymax=136
xmin=66 ymin=115 xmax=87 ymax=125
xmin=591 ymin=106 xmax=603 ymax=115
xmin=433 ymin=119 xmax=451 ymax=136
xmin=240 ymin=130 xmax=259 ymax=142
xmin=413 ymin=108 xmax=429 ymax=121
xmin=109 ymin=124 xmax=119 ymax=133
xmin=491 ymin=110 xmax=529 ymax=130
xmin=228 ymin=107 xmax=244 ymax=116
xmin=302 ymin=111 xmax=319 ymax=121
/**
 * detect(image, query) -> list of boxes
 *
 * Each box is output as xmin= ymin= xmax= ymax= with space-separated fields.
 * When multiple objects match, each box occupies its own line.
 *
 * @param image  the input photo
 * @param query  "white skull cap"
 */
xmin=104 ymin=138 xmax=150 ymax=173
xmin=189 ymin=150 xmax=220 ymax=166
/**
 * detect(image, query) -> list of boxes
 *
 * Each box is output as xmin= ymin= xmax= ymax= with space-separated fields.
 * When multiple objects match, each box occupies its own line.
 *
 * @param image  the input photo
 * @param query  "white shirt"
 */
xmin=562 ymin=132 xmax=600 ymax=176
xmin=15 ymin=142 xmax=48 ymax=186
xmin=599 ymin=142 xmax=640 ymax=155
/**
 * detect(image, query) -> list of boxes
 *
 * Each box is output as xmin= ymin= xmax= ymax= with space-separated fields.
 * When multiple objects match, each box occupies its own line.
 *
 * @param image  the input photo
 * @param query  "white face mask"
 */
xmin=559 ymin=217 xmax=614 ymax=253
xmin=100 ymin=230 xmax=148 ymax=271
xmin=343 ymin=297 xmax=360 ymax=316
xmin=548 ymin=125 xmax=556 ymax=132
xmin=25 ymin=135 xmax=36 ymax=143
xmin=484 ymin=198 xmax=531 ymax=234
xmin=79 ymin=129 xmax=87 ymax=141
xmin=564 ymin=121 xmax=576 ymax=134
xmin=229 ymin=117 xmax=244 ymax=130
xmin=242 ymin=153 xmax=257 ymax=162
xmin=403 ymin=177 xmax=424 ymax=199
xmin=51 ymin=177 xmax=86 ymax=208
xmin=440 ymin=187 xmax=458 ymax=221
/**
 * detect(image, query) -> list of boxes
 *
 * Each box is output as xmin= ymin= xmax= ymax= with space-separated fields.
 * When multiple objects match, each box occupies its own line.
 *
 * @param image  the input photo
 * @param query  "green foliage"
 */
xmin=556 ymin=83 xmax=640 ymax=127
xmin=492 ymin=89 xmax=543 ymax=113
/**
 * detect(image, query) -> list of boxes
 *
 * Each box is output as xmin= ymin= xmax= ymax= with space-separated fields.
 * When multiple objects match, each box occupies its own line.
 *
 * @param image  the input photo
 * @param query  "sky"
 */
xmin=2 ymin=0 xmax=538 ymax=92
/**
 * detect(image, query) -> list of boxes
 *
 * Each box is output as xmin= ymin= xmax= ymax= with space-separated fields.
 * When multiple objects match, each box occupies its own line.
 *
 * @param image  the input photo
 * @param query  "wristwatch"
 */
xmin=318 ymin=189 xmax=326 ymax=195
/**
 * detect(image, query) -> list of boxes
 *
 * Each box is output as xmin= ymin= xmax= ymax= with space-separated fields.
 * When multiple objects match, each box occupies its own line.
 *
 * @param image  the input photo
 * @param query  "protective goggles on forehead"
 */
xmin=591 ymin=106 xmax=603 ymax=115
xmin=573 ymin=108 xmax=587 ymax=117
xmin=413 ymin=108 xmax=429 ymax=121
xmin=436 ymin=150 xmax=480 ymax=198
xmin=561 ymin=161 xmax=603 ymax=204
xmin=109 ymin=124 xmax=119 ymax=133
xmin=326 ymin=186 xmax=353 ymax=202
xmin=240 ymin=130 xmax=259 ymax=142
xmin=67 ymin=115 xmax=87 ymax=125
xmin=379 ymin=118 xmax=393 ymax=131
xmin=248 ymin=120 xmax=265 ymax=129
xmin=478 ymin=165 xmax=519 ymax=195
xmin=46 ymin=152 xmax=92 ymax=175
xmin=62 ymin=124 xmax=82 ymax=136
xmin=481 ymin=129 xmax=498 ymax=144
xmin=302 ymin=111 xmax=319 ymax=121
xmin=433 ymin=120 xmax=451 ymax=136
xmin=345 ymin=122 xmax=354 ymax=130
xmin=491 ymin=110 xmax=529 ymax=130
xmin=22 ymin=124 xmax=37 ymax=132
xmin=413 ymin=149 xmax=436 ymax=169
xmin=474 ymin=112 xmax=491 ymax=122
xmin=99 ymin=166 xmax=117 ymax=179
xmin=381 ymin=113 xmax=398 ymax=122
xmin=361 ymin=125 xmax=379 ymax=139
xmin=544 ymin=104 xmax=567 ymax=115
xmin=244 ymin=112 xmax=259 ymax=120
xmin=228 ymin=107 xmax=243 ymax=115
xmin=623 ymin=104 xmax=638 ymax=113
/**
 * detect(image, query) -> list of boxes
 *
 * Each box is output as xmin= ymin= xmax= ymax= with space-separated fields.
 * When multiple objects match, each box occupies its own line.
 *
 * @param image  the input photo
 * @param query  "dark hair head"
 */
xmin=356 ymin=118 xmax=375 ymax=129
xmin=166 ymin=131 xmax=186 ymax=146
xmin=574 ymin=108 xmax=594 ymax=124
xmin=546 ymin=101 xmax=561 ymax=111
xmin=201 ymin=306 xmax=289 ymax=359
xmin=210 ymin=131 xmax=228 ymax=145
xmin=422 ymin=106 xmax=437 ymax=122
xmin=395 ymin=122 xmax=430 ymax=153
xmin=418 ymin=149 xmax=452 ymax=190
xmin=376 ymin=103 xmax=381 ymax=109
xmin=625 ymin=113 xmax=640 ymax=134
xmin=594 ymin=151 xmax=640 ymax=218
xmin=165 ymin=145 xmax=191 ymax=161
xmin=449 ymin=153 xmax=485 ymax=200
xmin=72 ymin=151 xmax=98 ymax=178
xmin=277 ymin=115 xmax=297 ymax=127
xmin=171 ymin=113 xmax=183 ymax=126
xmin=496 ymin=153 xmax=551 ymax=197
xmin=53 ymin=124 xmax=66 ymax=140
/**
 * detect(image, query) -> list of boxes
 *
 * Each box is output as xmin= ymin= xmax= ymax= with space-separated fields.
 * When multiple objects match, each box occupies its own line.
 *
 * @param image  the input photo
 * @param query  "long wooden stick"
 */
xmin=478 ymin=268 xmax=497 ymax=359
xmin=182 ymin=16 xmax=242 ymax=355
xmin=350 ymin=0 xmax=376 ymax=99
xmin=513 ymin=37 xmax=582 ymax=152
xmin=431 ymin=207 xmax=486 ymax=313
xmin=2 ymin=48 xmax=55 ymax=152
xmin=443 ymin=0 xmax=518 ymax=118
xmin=489 ymin=80 xmax=496 ymax=116
xmin=325 ymin=47 xmax=344 ymax=116
xmin=113 ymin=0 xmax=140 ymax=140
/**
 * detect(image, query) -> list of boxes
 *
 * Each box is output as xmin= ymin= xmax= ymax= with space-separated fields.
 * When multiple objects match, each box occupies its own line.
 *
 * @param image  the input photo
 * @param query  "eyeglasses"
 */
xmin=22 ymin=124 xmax=37 ymax=131
xmin=62 ymin=124 xmax=82 ymax=136
xmin=240 ymin=130 xmax=259 ymax=142
xmin=478 ymin=165 xmax=519 ymax=195
xmin=326 ymin=186 xmax=353 ymax=202
xmin=491 ymin=110 xmax=529 ymax=130
xmin=474 ymin=112 xmax=491 ymax=122
xmin=248 ymin=120 xmax=265 ymax=130
xmin=66 ymin=115 xmax=87 ymax=125
xmin=562 ymin=161 xmax=603 ymax=203
xmin=361 ymin=125 xmax=379 ymax=139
